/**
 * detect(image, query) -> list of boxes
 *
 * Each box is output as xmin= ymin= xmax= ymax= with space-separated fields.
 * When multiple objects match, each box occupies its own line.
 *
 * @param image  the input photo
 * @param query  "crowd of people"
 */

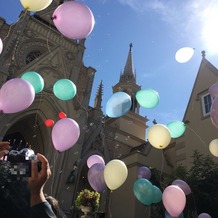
xmin=0 ymin=141 xmax=62 ymax=218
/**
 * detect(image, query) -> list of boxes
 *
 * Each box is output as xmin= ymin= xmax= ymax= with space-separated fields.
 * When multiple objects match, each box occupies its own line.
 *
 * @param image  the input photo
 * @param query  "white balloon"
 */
xmin=104 ymin=159 xmax=128 ymax=190
xmin=175 ymin=47 xmax=195 ymax=63
xmin=148 ymin=124 xmax=171 ymax=149
xmin=209 ymin=139 xmax=218 ymax=157
xmin=0 ymin=38 xmax=3 ymax=55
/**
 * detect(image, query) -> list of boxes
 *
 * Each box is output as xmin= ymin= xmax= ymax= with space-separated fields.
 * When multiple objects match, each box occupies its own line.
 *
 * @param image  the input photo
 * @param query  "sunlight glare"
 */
xmin=202 ymin=6 xmax=218 ymax=54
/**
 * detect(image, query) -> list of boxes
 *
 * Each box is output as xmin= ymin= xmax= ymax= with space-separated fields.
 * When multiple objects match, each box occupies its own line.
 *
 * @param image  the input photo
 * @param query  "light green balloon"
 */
xmin=21 ymin=71 xmax=44 ymax=93
xmin=136 ymin=89 xmax=159 ymax=108
xmin=152 ymin=185 xmax=162 ymax=203
xmin=53 ymin=79 xmax=77 ymax=101
xmin=167 ymin=121 xmax=186 ymax=138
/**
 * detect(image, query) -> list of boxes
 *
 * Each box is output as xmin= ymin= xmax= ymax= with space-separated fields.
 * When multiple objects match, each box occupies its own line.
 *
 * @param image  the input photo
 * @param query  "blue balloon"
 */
xmin=106 ymin=92 xmax=132 ymax=118
xmin=133 ymin=178 xmax=154 ymax=205
xmin=152 ymin=185 xmax=162 ymax=203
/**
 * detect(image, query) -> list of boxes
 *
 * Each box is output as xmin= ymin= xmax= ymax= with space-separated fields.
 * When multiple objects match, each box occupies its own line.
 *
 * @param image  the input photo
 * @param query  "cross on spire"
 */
xmin=129 ymin=43 xmax=133 ymax=51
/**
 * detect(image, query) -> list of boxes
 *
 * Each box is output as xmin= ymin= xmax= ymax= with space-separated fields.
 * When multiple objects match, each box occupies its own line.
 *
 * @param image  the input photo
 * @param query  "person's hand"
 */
xmin=28 ymin=153 xmax=51 ymax=206
xmin=0 ymin=141 xmax=10 ymax=159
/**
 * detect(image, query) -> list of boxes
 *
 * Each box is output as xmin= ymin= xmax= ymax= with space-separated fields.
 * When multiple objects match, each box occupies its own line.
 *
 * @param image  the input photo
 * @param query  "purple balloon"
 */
xmin=210 ymin=97 xmax=218 ymax=129
xmin=172 ymin=179 xmax=191 ymax=195
xmin=87 ymin=154 xmax=105 ymax=168
xmin=198 ymin=213 xmax=211 ymax=218
xmin=0 ymin=78 xmax=35 ymax=113
xmin=137 ymin=166 xmax=151 ymax=180
xmin=52 ymin=1 xmax=95 ymax=40
xmin=88 ymin=163 xmax=106 ymax=192
xmin=52 ymin=118 xmax=80 ymax=152
xmin=209 ymin=82 xmax=218 ymax=98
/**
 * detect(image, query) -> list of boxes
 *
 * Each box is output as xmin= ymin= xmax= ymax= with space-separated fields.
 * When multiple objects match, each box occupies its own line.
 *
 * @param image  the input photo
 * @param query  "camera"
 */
xmin=7 ymin=147 xmax=41 ymax=177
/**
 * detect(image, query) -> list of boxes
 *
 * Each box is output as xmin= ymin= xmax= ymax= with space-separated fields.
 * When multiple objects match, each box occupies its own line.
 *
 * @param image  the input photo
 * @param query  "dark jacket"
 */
xmin=30 ymin=201 xmax=57 ymax=218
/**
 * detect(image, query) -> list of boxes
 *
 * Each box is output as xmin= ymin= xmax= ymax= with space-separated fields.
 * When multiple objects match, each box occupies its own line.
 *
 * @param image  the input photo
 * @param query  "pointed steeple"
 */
xmin=120 ymin=43 xmax=136 ymax=83
xmin=202 ymin=50 xmax=206 ymax=58
xmin=112 ymin=44 xmax=141 ymax=114
xmin=94 ymin=81 xmax=103 ymax=110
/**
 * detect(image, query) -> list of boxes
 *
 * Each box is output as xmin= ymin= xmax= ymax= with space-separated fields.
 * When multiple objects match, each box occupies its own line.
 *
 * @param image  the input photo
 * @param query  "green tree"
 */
xmin=187 ymin=150 xmax=218 ymax=217
xmin=150 ymin=150 xmax=218 ymax=217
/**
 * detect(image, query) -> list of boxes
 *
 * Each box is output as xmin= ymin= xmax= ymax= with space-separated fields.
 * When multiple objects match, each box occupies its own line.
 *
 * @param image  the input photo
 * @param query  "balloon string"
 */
xmin=100 ymin=116 xmax=106 ymax=147
xmin=108 ymin=190 xmax=113 ymax=218
xmin=75 ymin=95 xmax=89 ymax=120
xmin=46 ymin=23 xmax=54 ymax=57
xmin=145 ymin=206 xmax=151 ymax=216
xmin=159 ymin=151 xmax=165 ymax=190
xmin=190 ymin=192 xmax=198 ymax=217
xmin=3 ymin=9 xmax=28 ymax=42
xmin=50 ymin=150 xmax=59 ymax=196
xmin=186 ymin=125 xmax=207 ymax=148
xmin=34 ymin=93 xmax=43 ymax=124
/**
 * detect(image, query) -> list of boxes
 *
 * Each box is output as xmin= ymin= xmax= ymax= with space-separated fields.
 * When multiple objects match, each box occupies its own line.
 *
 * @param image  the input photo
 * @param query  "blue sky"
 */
xmin=1 ymin=0 xmax=218 ymax=127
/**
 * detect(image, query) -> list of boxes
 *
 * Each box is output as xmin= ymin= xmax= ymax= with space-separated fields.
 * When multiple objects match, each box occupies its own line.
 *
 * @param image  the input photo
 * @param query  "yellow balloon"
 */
xmin=20 ymin=0 xmax=53 ymax=12
xmin=148 ymin=124 xmax=171 ymax=149
xmin=209 ymin=139 xmax=218 ymax=157
xmin=104 ymin=159 xmax=128 ymax=190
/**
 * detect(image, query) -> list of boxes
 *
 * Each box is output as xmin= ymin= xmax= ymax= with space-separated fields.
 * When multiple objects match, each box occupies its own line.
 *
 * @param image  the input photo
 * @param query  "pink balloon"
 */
xmin=209 ymin=82 xmax=218 ymax=98
xmin=210 ymin=97 xmax=218 ymax=129
xmin=163 ymin=185 xmax=186 ymax=217
xmin=0 ymin=38 xmax=3 ymax=54
xmin=172 ymin=179 xmax=191 ymax=195
xmin=52 ymin=118 xmax=80 ymax=152
xmin=0 ymin=78 xmax=35 ymax=113
xmin=52 ymin=1 xmax=95 ymax=40
xmin=87 ymin=154 xmax=105 ymax=168
xmin=198 ymin=213 xmax=211 ymax=218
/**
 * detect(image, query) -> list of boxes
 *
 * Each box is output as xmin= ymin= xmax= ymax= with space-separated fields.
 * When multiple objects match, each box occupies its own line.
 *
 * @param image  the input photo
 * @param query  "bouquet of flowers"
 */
xmin=75 ymin=189 xmax=100 ymax=211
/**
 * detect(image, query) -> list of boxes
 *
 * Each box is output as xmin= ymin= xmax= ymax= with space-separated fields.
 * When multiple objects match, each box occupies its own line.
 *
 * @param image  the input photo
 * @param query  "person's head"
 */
xmin=45 ymin=194 xmax=60 ymax=217
xmin=0 ymin=160 xmax=30 ymax=218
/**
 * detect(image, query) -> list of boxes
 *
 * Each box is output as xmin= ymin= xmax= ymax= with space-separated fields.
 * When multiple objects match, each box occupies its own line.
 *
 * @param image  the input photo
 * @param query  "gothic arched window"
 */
xmin=26 ymin=50 xmax=43 ymax=64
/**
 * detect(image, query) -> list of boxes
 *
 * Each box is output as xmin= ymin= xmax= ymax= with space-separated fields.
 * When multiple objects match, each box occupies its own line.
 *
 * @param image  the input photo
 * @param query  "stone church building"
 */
xmin=0 ymin=1 xmax=174 ymax=217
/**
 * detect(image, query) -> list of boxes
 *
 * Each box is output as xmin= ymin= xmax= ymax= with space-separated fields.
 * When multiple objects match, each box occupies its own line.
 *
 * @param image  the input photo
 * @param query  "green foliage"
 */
xmin=150 ymin=150 xmax=218 ymax=217
xmin=75 ymin=189 xmax=100 ymax=211
xmin=186 ymin=150 xmax=218 ymax=217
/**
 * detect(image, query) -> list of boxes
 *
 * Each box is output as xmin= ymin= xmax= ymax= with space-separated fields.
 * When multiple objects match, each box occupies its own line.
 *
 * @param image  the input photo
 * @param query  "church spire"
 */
xmin=112 ymin=44 xmax=141 ymax=114
xmin=120 ymin=43 xmax=136 ymax=83
xmin=94 ymin=80 xmax=103 ymax=110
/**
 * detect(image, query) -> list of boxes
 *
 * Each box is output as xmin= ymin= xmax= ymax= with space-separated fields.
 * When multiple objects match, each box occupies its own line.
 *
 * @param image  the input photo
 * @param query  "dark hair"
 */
xmin=45 ymin=195 xmax=60 ymax=216
xmin=0 ymin=160 xmax=30 ymax=218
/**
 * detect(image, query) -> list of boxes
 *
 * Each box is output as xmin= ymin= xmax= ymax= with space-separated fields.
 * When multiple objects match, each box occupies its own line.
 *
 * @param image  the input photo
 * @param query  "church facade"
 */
xmin=0 ymin=1 xmax=175 ymax=217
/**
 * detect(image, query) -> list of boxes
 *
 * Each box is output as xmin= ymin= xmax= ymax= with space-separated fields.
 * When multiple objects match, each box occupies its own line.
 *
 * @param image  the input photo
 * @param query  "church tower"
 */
xmin=113 ymin=43 xmax=141 ymax=114
xmin=70 ymin=44 xmax=159 ymax=218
